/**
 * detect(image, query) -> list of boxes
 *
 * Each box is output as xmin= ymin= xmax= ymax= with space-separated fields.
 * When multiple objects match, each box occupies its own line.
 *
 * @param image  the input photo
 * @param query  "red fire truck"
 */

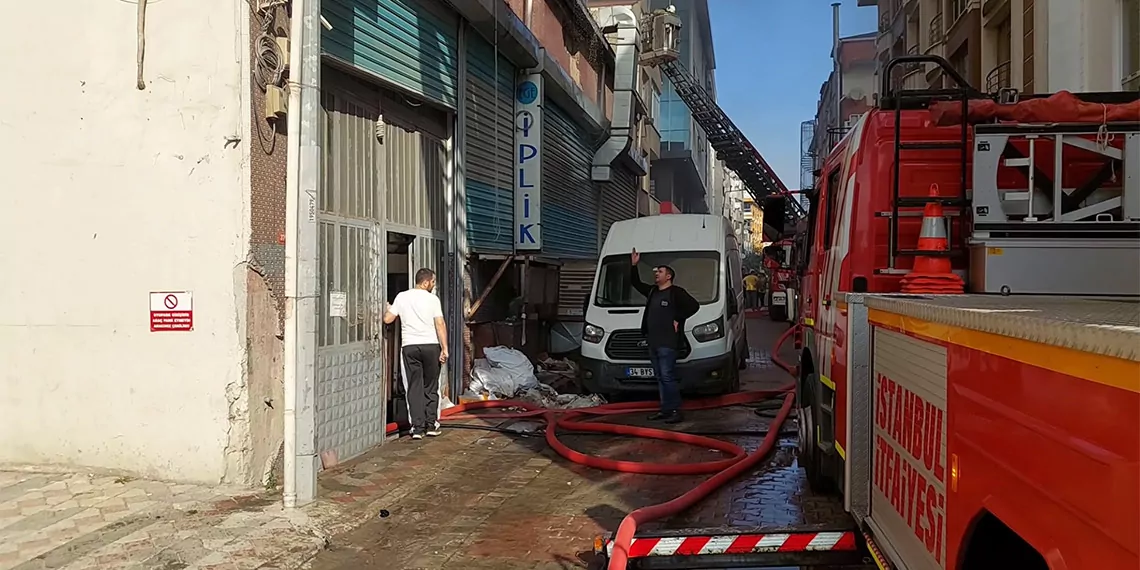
xmin=794 ymin=56 xmax=1140 ymax=569
xmin=597 ymin=55 xmax=1138 ymax=570
xmin=762 ymin=238 xmax=797 ymax=322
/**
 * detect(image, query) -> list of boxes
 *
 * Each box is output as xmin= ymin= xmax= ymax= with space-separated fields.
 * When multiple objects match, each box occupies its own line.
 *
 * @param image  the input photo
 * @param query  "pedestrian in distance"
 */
xmin=629 ymin=248 xmax=700 ymax=424
xmin=743 ymin=271 xmax=761 ymax=310
xmin=384 ymin=268 xmax=449 ymax=440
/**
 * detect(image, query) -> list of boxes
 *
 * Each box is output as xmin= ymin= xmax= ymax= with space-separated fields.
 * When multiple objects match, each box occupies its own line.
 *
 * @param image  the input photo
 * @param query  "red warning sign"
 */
xmin=150 ymin=291 xmax=193 ymax=332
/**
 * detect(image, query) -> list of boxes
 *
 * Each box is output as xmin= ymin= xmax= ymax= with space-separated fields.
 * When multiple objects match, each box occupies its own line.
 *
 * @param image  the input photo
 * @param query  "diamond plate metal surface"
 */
xmin=846 ymin=295 xmax=872 ymax=523
xmin=316 ymin=346 xmax=384 ymax=462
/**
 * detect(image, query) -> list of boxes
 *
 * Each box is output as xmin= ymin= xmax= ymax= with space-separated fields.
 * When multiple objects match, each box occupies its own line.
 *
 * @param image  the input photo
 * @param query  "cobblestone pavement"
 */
xmin=306 ymin=317 xmax=851 ymax=570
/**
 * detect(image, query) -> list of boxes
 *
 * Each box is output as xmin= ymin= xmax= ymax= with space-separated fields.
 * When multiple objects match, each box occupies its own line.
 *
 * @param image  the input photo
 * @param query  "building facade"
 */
xmin=1 ymin=0 xmax=275 ymax=487
xmin=721 ymin=168 xmax=751 ymax=250
xmin=865 ymin=0 xmax=1139 ymax=96
xmin=0 ymin=0 xmax=661 ymax=506
xmin=813 ymin=32 xmax=877 ymax=166
xmin=646 ymin=0 xmax=717 ymax=214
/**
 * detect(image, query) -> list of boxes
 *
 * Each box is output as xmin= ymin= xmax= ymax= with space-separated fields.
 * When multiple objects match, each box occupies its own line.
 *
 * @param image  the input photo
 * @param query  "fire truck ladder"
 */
xmin=642 ymin=9 xmax=805 ymax=227
xmin=878 ymin=55 xmax=981 ymax=273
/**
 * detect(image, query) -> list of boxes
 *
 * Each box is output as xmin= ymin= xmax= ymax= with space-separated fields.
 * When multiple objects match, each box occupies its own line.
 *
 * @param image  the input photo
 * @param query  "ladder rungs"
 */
xmin=899 ymin=142 xmax=963 ymax=150
xmin=896 ymin=197 xmax=968 ymax=207
xmin=895 ymin=249 xmax=964 ymax=257
xmin=876 ymin=210 xmax=962 ymax=218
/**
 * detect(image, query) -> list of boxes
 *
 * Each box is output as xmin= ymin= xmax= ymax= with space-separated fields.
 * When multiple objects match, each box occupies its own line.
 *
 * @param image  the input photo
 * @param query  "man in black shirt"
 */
xmin=630 ymin=248 xmax=700 ymax=423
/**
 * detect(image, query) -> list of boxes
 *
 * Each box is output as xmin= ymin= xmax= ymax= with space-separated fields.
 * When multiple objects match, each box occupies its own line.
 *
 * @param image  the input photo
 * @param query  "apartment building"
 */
xmin=813 ymin=32 xmax=877 ymax=166
xmin=865 ymin=0 xmax=1140 ymax=95
xmin=0 ymin=0 xmax=660 ymax=508
xmin=646 ymin=0 xmax=717 ymax=214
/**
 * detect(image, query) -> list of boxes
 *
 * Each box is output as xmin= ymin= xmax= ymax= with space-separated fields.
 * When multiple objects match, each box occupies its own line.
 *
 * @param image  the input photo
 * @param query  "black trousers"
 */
xmin=400 ymin=343 xmax=442 ymax=431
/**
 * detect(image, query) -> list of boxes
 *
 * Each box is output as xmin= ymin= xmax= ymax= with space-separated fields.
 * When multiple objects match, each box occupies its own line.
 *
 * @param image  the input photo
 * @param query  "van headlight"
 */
xmin=583 ymin=323 xmax=605 ymax=344
xmin=692 ymin=317 xmax=724 ymax=342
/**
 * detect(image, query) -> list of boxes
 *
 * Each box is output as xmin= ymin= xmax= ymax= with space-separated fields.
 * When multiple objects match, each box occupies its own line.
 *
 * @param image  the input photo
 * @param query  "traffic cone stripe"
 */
xmin=900 ymin=184 xmax=964 ymax=295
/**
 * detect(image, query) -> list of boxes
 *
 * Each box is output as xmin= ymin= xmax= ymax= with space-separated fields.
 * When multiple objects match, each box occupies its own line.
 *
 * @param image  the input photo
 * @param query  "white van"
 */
xmin=580 ymin=214 xmax=748 ymax=396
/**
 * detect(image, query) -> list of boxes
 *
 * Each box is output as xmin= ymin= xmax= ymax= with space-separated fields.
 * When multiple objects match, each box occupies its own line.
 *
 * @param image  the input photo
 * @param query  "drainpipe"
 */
xmin=450 ymin=23 xmax=468 ymax=401
xmin=283 ymin=0 xmax=322 ymax=509
xmin=590 ymin=6 xmax=639 ymax=182
xmin=524 ymin=0 xmax=534 ymax=27
xmin=832 ymin=2 xmax=842 ymax=133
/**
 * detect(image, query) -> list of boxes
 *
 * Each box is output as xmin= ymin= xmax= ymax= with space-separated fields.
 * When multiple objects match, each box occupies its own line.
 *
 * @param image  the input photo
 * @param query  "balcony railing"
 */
xmin=902 ymin=44 xmax=921 ymax=73
xmin=928 ymin=13 xmax=944 ymax=46
xmin=827 ymin=126 xmax=850 ymax=149
xmin=950 ymin=0 xmax=967 ymax=22
xmin=986 ymin=61 xmax=1011 ymax=92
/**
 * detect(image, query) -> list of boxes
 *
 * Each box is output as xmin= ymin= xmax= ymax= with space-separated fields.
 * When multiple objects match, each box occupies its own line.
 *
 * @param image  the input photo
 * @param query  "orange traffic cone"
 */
xmin=900 ymin=184 xmax=965 ymax=294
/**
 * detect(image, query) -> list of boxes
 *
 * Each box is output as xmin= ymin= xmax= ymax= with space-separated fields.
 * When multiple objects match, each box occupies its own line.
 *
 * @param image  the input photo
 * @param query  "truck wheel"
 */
xmin=738 ymin=337 xmax=749 ymax=370
xmin=727 ymin=356 xmax=742 ymax=393
xmin=798 ymin=375 xmax=828 ymax=493
xmin=770 ymin=304 xmax=788 ymax=322
xmin=716 ymin=351 xmax=741 ymax=395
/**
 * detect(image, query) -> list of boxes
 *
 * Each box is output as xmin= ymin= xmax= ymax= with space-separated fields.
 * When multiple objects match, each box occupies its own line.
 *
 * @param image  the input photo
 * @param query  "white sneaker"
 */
xmin=410 ymin=430 xmax=424 ymax=440
xmin=426 ymin=423 xmax=442 ymax=437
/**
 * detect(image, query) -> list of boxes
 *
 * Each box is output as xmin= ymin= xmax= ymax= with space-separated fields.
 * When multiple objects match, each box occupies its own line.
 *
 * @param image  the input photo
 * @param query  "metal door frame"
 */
xmin=315 ymin=82 xmax=389 ymax=464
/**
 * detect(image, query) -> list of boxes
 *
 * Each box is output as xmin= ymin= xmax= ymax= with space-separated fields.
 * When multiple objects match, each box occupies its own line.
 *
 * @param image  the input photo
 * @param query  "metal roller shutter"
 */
xmin=542 ymin=101 xmax=598 ymax=259
xmin=321 ymin=0 xmax=459 ymax=108
xmin=464 ymin=31 xmax=515 ymax=253
xmin=598 ymin=167 xmax=640 ymax=246
xmin=557 ymin=261 xmax=598 ymax=320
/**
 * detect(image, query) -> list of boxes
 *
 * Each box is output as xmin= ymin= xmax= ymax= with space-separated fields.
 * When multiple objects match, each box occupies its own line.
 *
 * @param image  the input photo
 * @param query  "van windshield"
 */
xmin=594 ymin=251 xmax=720 ymax=307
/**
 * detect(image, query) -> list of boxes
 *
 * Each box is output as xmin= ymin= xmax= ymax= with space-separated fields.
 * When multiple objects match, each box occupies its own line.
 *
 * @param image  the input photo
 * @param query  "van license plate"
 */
xmin=626 ymin=367 xmax=655 ymax=378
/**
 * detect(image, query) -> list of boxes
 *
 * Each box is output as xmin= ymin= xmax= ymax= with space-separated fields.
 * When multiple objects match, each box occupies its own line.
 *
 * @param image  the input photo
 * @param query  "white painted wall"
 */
xmin=1043 ymin=0 xmax=1131 ymax=91
xmin=0 ymin=0 xmax=251 ymax=484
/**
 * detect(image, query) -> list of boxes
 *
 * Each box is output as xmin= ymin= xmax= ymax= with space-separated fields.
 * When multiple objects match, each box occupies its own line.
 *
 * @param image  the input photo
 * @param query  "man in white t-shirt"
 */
xmin=383 ymin=268 xmax=449 ymax=440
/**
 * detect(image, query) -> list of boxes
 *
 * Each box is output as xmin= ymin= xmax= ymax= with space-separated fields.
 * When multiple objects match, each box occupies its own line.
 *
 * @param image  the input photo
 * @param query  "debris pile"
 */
xmin=466 ymin=346 xmax=605 ymax=409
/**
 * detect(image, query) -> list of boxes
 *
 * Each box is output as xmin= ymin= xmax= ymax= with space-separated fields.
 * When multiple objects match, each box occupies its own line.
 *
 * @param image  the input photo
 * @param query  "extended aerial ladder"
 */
xmin=640 ymin=8 xmax=805 ymax=233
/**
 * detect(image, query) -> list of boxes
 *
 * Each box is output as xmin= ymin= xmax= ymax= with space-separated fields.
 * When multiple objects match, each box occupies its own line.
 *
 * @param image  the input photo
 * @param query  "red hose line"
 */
xmin=771 ymin=323 xmax=800 ymax=377
xmin=374 ymin=332 xmax=800 ymax=569
xmin=606 ymin=392 xmax=794 ymax=570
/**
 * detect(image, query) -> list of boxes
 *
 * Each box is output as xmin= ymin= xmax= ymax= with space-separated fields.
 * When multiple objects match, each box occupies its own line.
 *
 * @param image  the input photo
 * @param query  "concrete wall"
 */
xmin=518 ymin=0 xmax=606 ymax=106
xmin=0 ymin=0 xmax=252 ymax=484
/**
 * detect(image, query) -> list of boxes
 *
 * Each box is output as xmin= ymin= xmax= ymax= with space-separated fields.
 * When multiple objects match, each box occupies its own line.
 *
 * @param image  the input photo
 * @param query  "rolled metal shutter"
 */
xmin=464 ymin=31 xmax=515 ymax=253
xmin=598 ymin=167 xmax=640 ymax=246
xmin=542 ymin=101 xmax=598 ymax=259
xmin=557 ymin=261 xmax=598 ymax=320
xmin=321 ymin=0 xmax=459 ymax=108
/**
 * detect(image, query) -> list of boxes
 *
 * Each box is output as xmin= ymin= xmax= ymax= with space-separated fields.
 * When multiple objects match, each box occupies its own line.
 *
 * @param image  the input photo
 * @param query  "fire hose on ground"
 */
xmin=381 ymin=323 xmax=804 ymax=570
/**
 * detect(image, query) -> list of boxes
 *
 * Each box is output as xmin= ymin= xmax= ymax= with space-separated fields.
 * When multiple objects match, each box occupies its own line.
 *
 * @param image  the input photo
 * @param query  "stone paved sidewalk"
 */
xmin=1 ymin=319 xmax=827 ymax=570
xmin=0 ymin=469 xmax=332 ymax=570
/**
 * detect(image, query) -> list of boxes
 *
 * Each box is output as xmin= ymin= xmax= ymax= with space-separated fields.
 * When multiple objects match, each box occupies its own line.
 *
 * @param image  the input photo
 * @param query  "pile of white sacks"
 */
xmin=466 ymin=346 xmax=605 ymax=409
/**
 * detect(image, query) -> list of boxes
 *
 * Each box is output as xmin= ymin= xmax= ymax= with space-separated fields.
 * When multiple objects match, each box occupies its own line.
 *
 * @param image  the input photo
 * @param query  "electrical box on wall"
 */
xmin=265 ymin=85 xmax=287 ymax=120
xmin=275 ymin=36 xmax=290 ymax=71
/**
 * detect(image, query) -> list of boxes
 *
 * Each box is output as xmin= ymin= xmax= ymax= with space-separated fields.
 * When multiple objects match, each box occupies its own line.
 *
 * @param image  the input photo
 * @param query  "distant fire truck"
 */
xmin=762 ymin=238 xmax=796 ymax=322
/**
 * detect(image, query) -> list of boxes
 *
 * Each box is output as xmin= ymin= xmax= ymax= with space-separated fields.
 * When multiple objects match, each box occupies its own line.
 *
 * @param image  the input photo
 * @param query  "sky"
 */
xmin=708 ymin=0 xmax=877 ymax=190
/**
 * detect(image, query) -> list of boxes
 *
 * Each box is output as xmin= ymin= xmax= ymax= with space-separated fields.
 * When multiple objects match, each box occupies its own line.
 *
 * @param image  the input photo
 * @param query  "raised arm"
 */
xmin=629 ymin=248 xmax=652 ymax=297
